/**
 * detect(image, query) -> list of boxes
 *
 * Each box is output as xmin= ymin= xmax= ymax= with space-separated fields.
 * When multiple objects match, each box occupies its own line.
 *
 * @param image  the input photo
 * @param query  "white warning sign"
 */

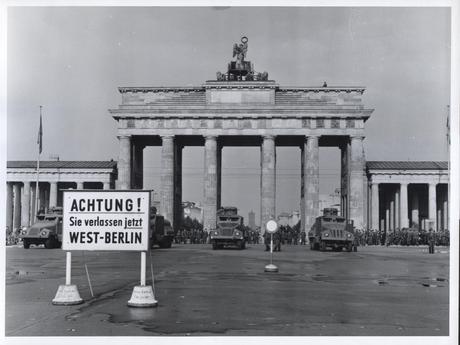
xmin=62 ymin=190 xmax=150 ymax=251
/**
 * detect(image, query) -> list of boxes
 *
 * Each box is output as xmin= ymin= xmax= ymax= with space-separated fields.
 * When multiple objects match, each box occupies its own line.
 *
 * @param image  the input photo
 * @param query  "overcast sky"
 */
xmin=6 ymin=6 xmax=451 ymax=224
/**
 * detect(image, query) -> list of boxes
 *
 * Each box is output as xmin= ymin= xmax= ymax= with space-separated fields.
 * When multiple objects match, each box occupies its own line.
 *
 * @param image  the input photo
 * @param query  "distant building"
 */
xmin=248 ymin=210 xmax=256 ymax=229
xmin=277 ymin=210 xmax=300 ymax=228
xmin=183 ymin=201 xmax=203 ymax=222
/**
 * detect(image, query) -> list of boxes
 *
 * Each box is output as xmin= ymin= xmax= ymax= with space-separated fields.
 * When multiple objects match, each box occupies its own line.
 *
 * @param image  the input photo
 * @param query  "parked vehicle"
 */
xmin=210 ymin=206 xmax=246 ymax=250
xmin=308 ymin=208 xmax=355 ymax=252
xmin=149 ymin=207 xmax=175 ymax=248
xmin=21 ymin=207 xmax=63 ymax=249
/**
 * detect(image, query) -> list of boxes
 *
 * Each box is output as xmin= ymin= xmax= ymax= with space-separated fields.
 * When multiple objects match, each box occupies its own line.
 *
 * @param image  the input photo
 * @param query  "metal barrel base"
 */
xmin=264 ymin=264 xmax=279 ymax=273
xmin=52 ymin=284 xmax=84 ymax=305
xmin=127 ymin=285 xmax=158 ymax=308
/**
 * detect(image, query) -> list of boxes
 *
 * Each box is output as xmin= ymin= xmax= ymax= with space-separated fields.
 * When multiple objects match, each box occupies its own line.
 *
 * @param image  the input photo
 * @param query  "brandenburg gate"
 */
xmin=109 ymin=37 xmax=374 ymax=233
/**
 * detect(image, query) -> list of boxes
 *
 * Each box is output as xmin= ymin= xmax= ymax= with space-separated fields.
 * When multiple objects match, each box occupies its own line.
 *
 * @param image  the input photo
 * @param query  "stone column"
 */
xmin=349 ymin=136 xmax=365 ymax=229
xmin=77 ymin=182 xmax=84 ymax=190
xmin=117 ymin=135 xmax=132 ymax=190
xmin=216 ymin=143 xmax=222 ymax=210
xmin=304 ymin=136 xmax=319 ymax=233
xmin=173 ymin=143 xmax=183 ymax=232
xmin=300 ymin=144 xmax=306 ymax=232
xmin=385 ymin=197 xmax=390 ymax=232
xmin=261 ymin=135 xmax=276 ymax=233
xmin=394 ymin=187 xmax=400 ymax=229
xmin=371 ymin=183 xmax=379 ymax=229
xmin=103 ymin=182 xmax=111 ymax=190
xmin=132 ymin=142 xmax=144 ymax=189
xmin=6 ymin=182 xmax=14 ymax=231
xmin=411 ymin=190 xmax=419 ymax=227
xmin=203 ymin=136 xmax=218 ymax=231
xmin=428 ymin=183 xmax=437 ymax=230
xmin=160 ymin=135 xmax=175 ymax=224
xmin=13 ymin=184 xmax=21 ymax=230
xmin=21 ymin=182 xmax=31 ymax=227
xmin=49 ymin=182 xmax=58 ymax=207
xmin=389 ymin=190 xmax=395 ymax=231
xmin=443 ymin=194 xmax=448 ymax=230
xmin=340 ymin=144 xmax=349 ymax=219
xmin=400 ymin=183 xmax=409 ymax=228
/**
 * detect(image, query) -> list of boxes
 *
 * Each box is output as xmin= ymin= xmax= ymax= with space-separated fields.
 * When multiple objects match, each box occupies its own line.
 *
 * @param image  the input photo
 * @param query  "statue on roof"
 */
xmin=215 ymin=36 xmax=269 ymax=81
xmin=233 ymin=36 xmax=248 ymax=69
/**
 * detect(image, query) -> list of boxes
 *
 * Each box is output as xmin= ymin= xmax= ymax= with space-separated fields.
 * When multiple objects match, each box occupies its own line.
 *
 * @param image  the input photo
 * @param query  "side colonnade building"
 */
xmin=6 ymin=161 xmax=117 ymax=230
xmin=366 ymin=161 xmax=449 ymax=232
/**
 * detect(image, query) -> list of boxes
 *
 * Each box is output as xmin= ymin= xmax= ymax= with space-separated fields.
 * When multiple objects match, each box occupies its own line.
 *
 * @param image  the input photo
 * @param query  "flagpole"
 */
xmin=34 ymin=106 xmax=42 ymax=221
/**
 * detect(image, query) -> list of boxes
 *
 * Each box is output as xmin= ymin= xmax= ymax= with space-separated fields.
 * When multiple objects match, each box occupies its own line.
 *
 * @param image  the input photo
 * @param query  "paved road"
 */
xmin=5 ymin=244 xmax=449 ymax=336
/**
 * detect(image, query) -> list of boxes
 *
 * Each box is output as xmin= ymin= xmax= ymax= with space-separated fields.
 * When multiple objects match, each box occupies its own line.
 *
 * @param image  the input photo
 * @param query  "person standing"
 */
xmin=428 ymin=228 xmax=435 ymax=254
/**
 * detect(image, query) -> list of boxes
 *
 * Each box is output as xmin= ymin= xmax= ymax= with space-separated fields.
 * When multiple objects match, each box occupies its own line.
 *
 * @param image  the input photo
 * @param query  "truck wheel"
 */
xmin=320 ymin=241 xmax=327 ymax=251
xmin=23 ymin=240 xmax=30 ymax=249
xmin=159 ymin=240 xmax=172 ymax=249
xmin=45 ymin=238 xmax=55 ymax=249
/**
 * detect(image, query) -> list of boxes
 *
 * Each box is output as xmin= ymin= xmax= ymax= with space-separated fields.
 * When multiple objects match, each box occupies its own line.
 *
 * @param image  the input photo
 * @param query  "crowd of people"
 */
xmin=353 ymin=228 xmax=450 ymax=247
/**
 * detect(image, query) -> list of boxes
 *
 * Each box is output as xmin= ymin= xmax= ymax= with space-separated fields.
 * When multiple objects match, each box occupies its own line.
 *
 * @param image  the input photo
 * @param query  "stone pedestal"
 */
xmin=260 ymin=136 xmax=276 ymax=232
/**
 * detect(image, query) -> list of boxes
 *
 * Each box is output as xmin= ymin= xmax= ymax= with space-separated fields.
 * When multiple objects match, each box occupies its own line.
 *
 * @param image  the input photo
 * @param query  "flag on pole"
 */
xmin=37 ymin=107 xmax=43 ymax=154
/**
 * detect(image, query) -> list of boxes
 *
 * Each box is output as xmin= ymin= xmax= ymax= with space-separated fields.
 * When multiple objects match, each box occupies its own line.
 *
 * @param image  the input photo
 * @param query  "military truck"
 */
xmin=149 ymin=207 xmax=175 ymax=249
xmin=308 ymin=208 xmax=355 ymax=252
xmin=210 ymin=206 xmax=246 ymax=250
xmin=21 ymin=207 xmax=63 ymax=249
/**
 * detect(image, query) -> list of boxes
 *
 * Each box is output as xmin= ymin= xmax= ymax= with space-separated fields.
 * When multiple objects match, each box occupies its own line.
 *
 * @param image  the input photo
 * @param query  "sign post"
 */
xmin=264 ymin=219 xmax=279 ymax=273
xmin=127 ymin=251 xmax=158 ymax=307
xmin=53 ymin=190 xmax=157 ymax=307
xmin=52 ymin=251 xmax=83 ymax=305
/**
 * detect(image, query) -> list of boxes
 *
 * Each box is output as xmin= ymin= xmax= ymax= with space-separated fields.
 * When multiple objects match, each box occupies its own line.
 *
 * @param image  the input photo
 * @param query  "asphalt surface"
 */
xmin=5 ymin=243 xmax=450 ymax=337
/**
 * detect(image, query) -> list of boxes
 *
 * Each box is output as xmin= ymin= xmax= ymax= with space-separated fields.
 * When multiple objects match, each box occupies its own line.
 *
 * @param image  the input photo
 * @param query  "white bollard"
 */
xmin=128 ymin=251 xmax=158 ymax=307
xmin=52 ymin=252 xmax=83 ymax=305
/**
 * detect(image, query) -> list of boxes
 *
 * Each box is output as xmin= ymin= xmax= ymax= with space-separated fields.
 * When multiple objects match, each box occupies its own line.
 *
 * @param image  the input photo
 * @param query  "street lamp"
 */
xmin=264 ymin=219 xmax=279 ymax=273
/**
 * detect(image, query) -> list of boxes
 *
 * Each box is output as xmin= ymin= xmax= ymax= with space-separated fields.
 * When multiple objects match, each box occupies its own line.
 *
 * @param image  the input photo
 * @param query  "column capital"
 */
xmin=117 ymin=135 xmax=132 ymax=140
xmin=204 ymin=135 xmax=218 ymax=141
xmin=262 ymin=135 xmax=275 ymax=141
xmin=350 ymin=135 xmax=365 ymax=141
xmin=306 ymin=134 xmax=320 ymax=139
xmin=161 ymin=134 xmax=174 ymax=140
xmin=400 ymin=182 xmax=408 ymax=187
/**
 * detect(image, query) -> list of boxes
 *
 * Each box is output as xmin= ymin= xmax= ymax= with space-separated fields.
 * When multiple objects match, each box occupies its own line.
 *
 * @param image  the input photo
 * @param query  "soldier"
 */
xmin=428 ymin=228 xmax=435 ymax=254
xmin=300 ymin=231 xmax=306 ymax=245
xmin=273 ymin=230 xmax=281 ymax=252
xmin=263 ymin=231 xmax=270 ymax=251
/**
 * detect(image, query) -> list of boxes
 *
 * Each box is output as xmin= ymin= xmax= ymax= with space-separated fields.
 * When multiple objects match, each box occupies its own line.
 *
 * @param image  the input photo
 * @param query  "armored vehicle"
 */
xmin=149 ymin=207 xmax=175 ymax=249
xmin=210 ymin=207 xmax=246 ymax=250
xmin=21 ymin=207 xmax=63 ymax=249
xmin=308 ymin=208 xmax=355 ymax=252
